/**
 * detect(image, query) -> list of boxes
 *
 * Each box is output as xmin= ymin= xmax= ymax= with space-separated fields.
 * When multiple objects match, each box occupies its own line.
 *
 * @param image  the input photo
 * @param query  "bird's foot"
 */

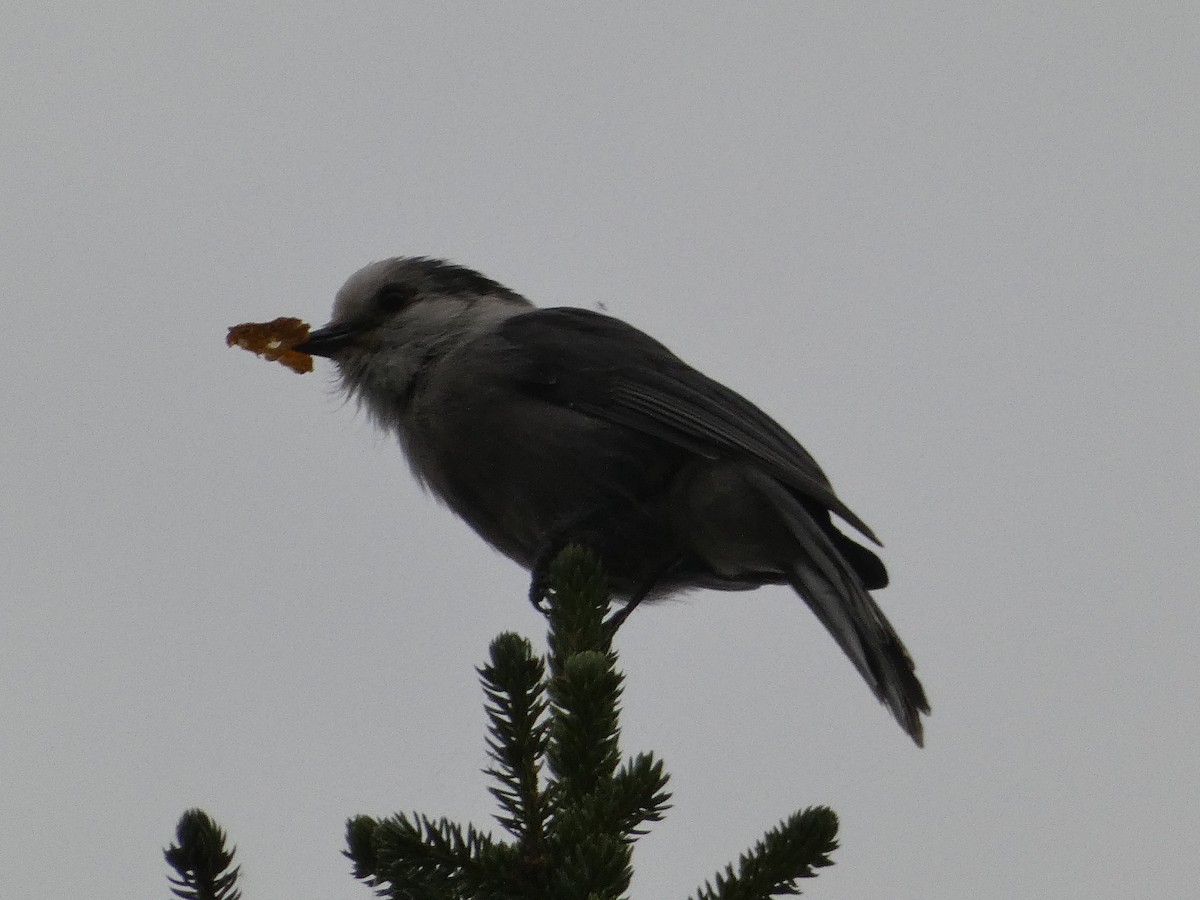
xmin=527 ymin=542 xmax=565 ymax=616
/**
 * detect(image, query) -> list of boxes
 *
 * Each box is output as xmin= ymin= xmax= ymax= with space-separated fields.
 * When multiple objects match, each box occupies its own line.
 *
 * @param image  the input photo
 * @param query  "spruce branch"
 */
xmin=479 ymin=632 xmax=551 ymax=844
xmin=544 ymin=547 xmax=614 ymax=672
xmin=164 ymin=809 xmax=242 ymax=900
xmin=539 ymin=551 xmax=639 ymax=899
xmin=690 ymin=807 xmax=839 ymax=900
xmin=606 ymin=752 xmax=672 ymax=838
xmin=346 ymin=811 xmax=503 ymax=898
xmin=546 ymin=648 xmax=624 ymax=799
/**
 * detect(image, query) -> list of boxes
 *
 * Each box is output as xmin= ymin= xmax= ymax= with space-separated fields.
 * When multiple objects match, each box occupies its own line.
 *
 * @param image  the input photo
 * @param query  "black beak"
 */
xmin=294 ymin=323 xmax=360 ymax=358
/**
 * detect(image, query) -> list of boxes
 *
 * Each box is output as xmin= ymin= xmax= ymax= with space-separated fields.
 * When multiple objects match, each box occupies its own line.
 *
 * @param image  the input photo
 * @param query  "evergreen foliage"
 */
xmin=346 ymin=548 xmax=670 ymax=899
xmin=164 ymin=809 xmax=242 ymax=900
xmin=166 ymin=546 xmax=841 ymax=899
xmin=690 ymin=808 xmax=838 ymax=900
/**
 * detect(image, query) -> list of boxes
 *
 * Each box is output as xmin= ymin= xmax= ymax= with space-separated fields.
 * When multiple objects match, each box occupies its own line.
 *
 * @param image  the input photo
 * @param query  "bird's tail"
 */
xmin=777 ymin=496 xmax=929 ymax=745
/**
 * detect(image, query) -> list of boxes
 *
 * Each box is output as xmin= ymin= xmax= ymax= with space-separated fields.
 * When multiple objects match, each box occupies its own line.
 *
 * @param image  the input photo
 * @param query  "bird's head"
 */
xmin=296 ymin=256 xmax=533 ymax=414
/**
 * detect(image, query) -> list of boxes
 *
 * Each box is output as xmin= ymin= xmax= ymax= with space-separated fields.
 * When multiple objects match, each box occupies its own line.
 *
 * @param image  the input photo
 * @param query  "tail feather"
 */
xmin=673 ymin=461 xmax=929 ymax=743
xmin=780 ymin=503 xmax=930 ymax=745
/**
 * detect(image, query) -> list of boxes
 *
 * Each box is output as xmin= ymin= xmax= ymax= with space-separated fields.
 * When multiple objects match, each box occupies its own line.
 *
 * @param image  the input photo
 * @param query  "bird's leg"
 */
xmin=527 ymin=540 xmax=568 ymax=615
xmin=603 ymin=556 xmax=682 ymax=635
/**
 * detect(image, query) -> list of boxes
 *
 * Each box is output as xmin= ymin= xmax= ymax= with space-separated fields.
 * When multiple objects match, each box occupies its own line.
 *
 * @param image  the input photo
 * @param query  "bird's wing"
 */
xmin=500 ymin=307 xmax=881 ymax=545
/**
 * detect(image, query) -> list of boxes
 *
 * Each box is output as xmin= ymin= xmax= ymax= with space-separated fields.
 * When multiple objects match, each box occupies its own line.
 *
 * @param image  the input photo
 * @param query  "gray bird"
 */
xmin=296 ymin=257 xmax=929 ymax=745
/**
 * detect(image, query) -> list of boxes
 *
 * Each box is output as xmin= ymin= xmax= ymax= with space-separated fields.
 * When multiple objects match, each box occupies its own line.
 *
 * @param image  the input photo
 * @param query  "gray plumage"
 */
xmin=297 ymin=256 xmax=930 ymax=744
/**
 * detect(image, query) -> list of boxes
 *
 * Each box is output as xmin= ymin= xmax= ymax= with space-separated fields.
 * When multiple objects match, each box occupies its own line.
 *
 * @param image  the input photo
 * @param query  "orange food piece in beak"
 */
xmin=226 ymin=318 xmax=314 ymax=374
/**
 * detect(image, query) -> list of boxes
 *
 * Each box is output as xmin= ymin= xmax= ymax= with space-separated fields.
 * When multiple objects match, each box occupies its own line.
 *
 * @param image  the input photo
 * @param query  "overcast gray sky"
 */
xmin=3 ymin=4 xmax=1198 ymax=899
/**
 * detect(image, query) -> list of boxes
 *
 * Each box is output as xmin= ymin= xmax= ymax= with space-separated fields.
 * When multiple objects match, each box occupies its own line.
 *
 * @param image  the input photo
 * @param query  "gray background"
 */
xmin=3 ymin=4 xmax=1197 ymax=898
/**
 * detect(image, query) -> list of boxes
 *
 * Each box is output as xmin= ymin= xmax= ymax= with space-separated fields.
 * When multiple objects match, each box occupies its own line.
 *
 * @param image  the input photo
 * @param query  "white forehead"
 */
xmin=331 ymin=258 xmax=406 ymax=321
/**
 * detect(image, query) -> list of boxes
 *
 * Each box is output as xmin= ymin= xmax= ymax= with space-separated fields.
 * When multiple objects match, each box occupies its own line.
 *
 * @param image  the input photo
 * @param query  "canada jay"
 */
xmin=295 ymin=257 xmax=929 ymax=744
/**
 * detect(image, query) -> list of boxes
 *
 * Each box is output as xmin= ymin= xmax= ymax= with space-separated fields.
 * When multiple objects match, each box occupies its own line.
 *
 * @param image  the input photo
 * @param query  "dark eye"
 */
xmin=376 ymin=283 xmax=416 ymax=313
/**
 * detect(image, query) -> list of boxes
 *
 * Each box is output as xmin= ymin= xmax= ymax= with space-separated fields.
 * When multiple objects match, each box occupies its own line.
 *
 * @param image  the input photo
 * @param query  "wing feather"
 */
xmin=501 ymin=307 xmax=881 ymax=545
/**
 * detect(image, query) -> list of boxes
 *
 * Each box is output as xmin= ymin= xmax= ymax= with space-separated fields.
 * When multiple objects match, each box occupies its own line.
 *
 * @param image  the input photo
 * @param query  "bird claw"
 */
xmin=527 ymin=544 xmax=562 ymax=616
xmin=528 ymin=580 xmax=552 ymax=616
